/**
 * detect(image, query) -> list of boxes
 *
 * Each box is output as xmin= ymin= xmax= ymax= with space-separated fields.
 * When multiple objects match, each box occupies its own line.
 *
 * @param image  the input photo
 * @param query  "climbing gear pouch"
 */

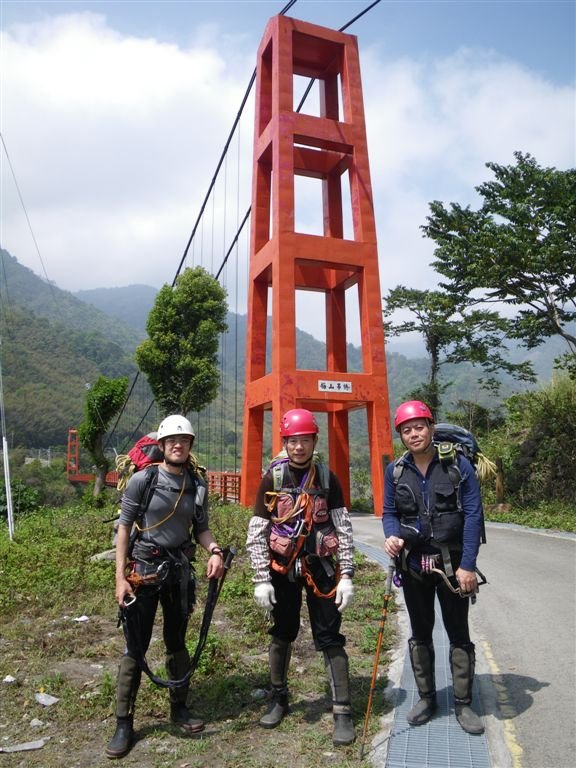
xmin=430 ymin=510 xmax=464 ymax=544
xmin=269 ymin=530 xmax=296 ymax=558
xmin=276 ymin=493 xmax=297 ymax=520
xmin=315 ymin=528 xmax=339 ymax=557
xmin=312 ymin=496 xmax=329 ymax=524
xmin=430 ymin=479 xmax=463 ymax=543
xmin=396 ymin=484 xmax=419 ymax=515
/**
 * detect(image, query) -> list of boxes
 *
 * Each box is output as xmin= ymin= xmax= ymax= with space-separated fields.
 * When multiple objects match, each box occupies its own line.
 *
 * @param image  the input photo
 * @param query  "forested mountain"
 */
xmin=74 ymin=285 xmax=156 ymax=336
xmin=1 ymin=250 xmax=143 ymax=352
xmin=1 ymin=250 xmax=140 ymax=447
xmin=0 ymin=249 xmax=560 ymax=451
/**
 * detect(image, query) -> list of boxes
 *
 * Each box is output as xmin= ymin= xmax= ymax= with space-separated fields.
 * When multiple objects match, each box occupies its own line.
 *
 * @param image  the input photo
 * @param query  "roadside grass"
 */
xmin=0 ymin=502 xmax=397 ymax=767
xmin=484 ymin=500 xmax=576 ymax=533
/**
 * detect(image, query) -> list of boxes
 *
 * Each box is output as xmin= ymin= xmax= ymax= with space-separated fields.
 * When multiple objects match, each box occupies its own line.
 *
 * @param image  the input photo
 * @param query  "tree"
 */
xmin=79 ymin=376 xmax=129 ymax=497
xmin=382 ymin=286 xmax=534 ymax=414
xmin=136 ymin=267 xmax=228 ymax=416
xmin=422 ymin=152 xmax=576 ymax=373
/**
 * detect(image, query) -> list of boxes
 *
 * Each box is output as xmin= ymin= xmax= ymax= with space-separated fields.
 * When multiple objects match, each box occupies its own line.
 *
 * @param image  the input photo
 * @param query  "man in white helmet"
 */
xmin=106 ymin=415 xmax=225 ymax=759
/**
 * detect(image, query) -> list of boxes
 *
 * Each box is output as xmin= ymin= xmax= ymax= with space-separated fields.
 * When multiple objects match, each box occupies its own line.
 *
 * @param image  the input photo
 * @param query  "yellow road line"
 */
xmin=480 ymin=639 xmax=524 ymax=768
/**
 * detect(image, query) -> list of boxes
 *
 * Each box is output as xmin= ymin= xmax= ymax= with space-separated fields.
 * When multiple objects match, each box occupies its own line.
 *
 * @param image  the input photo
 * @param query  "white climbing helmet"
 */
xmin=157 ymin=415 xmax=195 ymax=441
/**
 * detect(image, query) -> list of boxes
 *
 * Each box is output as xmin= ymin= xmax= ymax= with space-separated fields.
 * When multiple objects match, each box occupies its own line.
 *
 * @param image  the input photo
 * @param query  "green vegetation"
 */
xmin=385 ymin=153 xmax=575 ymax=416
xmin=79 ymin=375 xmax=129 ymax=496
xmin=136 ymin=266 xmax=228 ymax=416
xmin=0 ymin=502 xmax=396 ymax=767
xmin=423 ymin=152 xmax=576 ymax=371
xmin=480 ymin=375 xmax=576 ymax=515
xmin=383 ymin=286 xmax=535 ymax=411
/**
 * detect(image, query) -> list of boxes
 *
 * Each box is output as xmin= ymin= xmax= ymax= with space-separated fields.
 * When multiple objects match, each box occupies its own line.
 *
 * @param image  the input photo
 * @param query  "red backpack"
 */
xmin=116 ymin=433 xmax=163 ymax=492
xmin=127 ymin=434 xmax=163 ymax=470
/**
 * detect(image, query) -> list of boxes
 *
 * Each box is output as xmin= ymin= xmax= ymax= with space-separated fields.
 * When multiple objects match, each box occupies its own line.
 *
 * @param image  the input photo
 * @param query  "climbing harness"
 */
xmin=265 ymin=462 xmax=341 ymax=599
xmin=419 ymin=553 xmax=487 ymax=601
xmin=119 ymin=547 xmax=236 ymax=688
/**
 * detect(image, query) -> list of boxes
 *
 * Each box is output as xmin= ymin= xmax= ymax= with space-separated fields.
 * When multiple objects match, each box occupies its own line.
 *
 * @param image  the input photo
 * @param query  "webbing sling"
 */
xmin=119 ymin=547 xmax=235 ymax=688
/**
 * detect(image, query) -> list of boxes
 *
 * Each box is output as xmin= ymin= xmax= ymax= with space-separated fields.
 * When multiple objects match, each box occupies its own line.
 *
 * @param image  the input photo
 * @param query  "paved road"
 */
xmin=470 ymin=523 xmax=576 ymax=768
xmin=350 ymin=515 xmax=576 ymax=768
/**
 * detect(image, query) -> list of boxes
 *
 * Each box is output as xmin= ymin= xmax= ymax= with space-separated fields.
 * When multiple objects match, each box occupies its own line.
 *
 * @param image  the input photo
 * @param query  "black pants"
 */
xmin=402 ymin=568 xmax=471 ymax=647
xmin=269 ymin=559 xmax=345 ymax=651
xmin=123 ymin=581 xmax=189 ymax=659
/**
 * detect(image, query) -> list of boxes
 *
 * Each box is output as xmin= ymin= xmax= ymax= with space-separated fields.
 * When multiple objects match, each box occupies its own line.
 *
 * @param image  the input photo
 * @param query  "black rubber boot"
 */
xmin=332 ymin=704 xmax=356 ymax=746
xmin=259 ymin=637 xmax=292 ymax=728
xmin=407 ymin=639 xmax=437 ymax=726
xmin=166 ymin=649 xmax=204 ymax=732
xmin=324 ymin=646 xmax=356 ymax=746
xmin=170 ymin=703 xmax=205 ymax=733
xmin=105 ymin=716 xmax=134 ymax=759
xmin=259 ymin=686 xmax=289 ymax=728
xmin=450 ymin=644 xmax=484 ymax=735
xmin=105 ymin=656 xmax=141 ymax=758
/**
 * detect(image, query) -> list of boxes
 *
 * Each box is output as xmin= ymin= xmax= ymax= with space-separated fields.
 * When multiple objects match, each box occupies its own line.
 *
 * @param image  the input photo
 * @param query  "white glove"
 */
xmin=335 ymin=578 xmax=354 ymax=613
xmin=254 ymin=582 xmax=277 ymax=611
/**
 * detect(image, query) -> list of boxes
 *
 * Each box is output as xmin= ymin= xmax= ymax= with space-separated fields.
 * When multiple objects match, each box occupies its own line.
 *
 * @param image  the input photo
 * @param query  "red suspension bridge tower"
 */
xmin=240 ymin=15 xmax=393 ymax=514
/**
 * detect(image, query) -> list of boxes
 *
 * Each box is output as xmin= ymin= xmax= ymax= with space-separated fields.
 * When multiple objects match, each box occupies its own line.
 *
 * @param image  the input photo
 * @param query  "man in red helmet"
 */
xmin=383 ymin=400 xmax=485 ymax=735
xmin=246 ymin=408 xmax=356 ymax=746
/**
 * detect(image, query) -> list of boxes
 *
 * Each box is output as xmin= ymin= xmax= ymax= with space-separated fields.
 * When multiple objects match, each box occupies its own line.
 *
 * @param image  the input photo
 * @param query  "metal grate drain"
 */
xmin=355 ymin=541 xmax=492 ymax=768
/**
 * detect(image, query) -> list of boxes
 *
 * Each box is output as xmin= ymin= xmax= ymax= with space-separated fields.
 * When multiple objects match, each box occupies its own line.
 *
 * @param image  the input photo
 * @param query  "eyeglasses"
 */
xmin=164 ymin=437 xmax=192 ymax=447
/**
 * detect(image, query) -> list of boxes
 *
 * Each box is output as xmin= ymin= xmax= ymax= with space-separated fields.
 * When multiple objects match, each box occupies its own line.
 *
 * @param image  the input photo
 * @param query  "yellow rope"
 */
xmin=265 ymin=463 xmax=317 ymax=523
xmin=135 ymin=469 xmax=187 ymax=533
xmin=115 ymin=452 xmax=206 ymax=493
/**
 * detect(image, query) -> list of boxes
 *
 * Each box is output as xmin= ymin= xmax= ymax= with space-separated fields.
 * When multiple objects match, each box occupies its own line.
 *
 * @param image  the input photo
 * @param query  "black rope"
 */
xmin=171 ymin=0 xmax=299 ymax=286
xmin=120 ymin=548 xmax=236 ymax=689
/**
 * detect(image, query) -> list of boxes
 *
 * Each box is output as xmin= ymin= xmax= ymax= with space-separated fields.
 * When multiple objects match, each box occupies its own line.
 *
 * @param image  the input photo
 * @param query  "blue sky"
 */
xmin=3 ymin=0 xmax=574 ymax=81
xmin=1 ymin=0 xmax=574 ymax=346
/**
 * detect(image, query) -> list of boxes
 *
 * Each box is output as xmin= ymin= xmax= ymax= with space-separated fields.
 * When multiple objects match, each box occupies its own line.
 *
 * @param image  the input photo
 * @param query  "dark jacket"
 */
xmin=383 ymin=451 xmax=483 ymax=572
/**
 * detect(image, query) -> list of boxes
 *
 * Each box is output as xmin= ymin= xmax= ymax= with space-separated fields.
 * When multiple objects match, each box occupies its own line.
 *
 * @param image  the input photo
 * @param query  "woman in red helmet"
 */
xmin=383 ymin=400 xmax=485 ymax=735
xmin=246 ymin=408 xmax=356 ymax=746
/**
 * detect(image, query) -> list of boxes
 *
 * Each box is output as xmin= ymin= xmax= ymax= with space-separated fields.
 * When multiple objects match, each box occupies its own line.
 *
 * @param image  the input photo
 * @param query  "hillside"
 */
xmin=1 ymin=250 xmax=143 ymax=352
xmin=0 ymin=249 xmax=562 ymax=452
xmin=74 ymin=284 xmax=156 ymax=336
xmin=0 ymin=250 xmax=141 ymax=447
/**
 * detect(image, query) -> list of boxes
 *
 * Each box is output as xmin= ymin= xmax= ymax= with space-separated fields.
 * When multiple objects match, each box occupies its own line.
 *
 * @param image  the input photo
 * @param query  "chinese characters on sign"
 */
xmin=318 ymin=380 xmax=353 ymax=393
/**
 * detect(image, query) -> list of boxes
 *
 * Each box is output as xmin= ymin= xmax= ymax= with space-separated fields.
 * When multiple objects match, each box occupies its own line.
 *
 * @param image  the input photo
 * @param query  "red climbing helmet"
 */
xmin=280 ymin=409 xmax=319 ymax=437
xmin=394 ymin=400 xmax=434 ymax=431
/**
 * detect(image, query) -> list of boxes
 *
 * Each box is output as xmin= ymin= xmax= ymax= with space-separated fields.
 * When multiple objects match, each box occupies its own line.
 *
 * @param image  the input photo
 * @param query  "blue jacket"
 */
xmin=382 ymin=451 xmax=483 ymax=572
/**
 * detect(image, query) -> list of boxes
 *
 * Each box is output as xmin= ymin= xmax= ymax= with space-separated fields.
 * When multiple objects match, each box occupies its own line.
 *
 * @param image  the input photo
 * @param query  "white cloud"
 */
xmin=1 ymin=12 xmax=254 ymax=288
xmin=362 ymin=44 xmax=575 ymax=301
xmin=1 ymin=13 xmax=574 ymax=345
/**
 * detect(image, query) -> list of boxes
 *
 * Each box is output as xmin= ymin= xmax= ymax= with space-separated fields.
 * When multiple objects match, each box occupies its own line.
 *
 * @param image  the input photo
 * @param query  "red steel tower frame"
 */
xmin=240 ymin=15 xmax=393 ymax=515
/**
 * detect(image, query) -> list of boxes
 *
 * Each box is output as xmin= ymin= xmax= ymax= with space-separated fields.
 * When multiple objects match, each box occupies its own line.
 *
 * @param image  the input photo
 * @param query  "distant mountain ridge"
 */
xmin=0 ymin=249 xmax=565 ymax=449
xmin=74 ymin=285 xmax=157 ymax=336
xmin=1 ymin=250 xmax=143 ymax=352
xmin=1 ymin=249 xmax=142 ymax=446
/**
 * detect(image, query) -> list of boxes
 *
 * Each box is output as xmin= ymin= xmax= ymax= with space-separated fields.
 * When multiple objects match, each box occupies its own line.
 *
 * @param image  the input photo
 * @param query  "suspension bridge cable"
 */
xmin=295 ymin=0 xmax=383 ymax=112
xmin=108 ymin=0 xmax=384 ymax=455
xmin=215 ymin=0 xmax=384 ymax=279
xmin=0 ymin=132 xmax=56 ymax=302
xmin=106 ymin=0 xmax=300 ymax=452
xmin=170 ymin=0 xmax=299 ymax=287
